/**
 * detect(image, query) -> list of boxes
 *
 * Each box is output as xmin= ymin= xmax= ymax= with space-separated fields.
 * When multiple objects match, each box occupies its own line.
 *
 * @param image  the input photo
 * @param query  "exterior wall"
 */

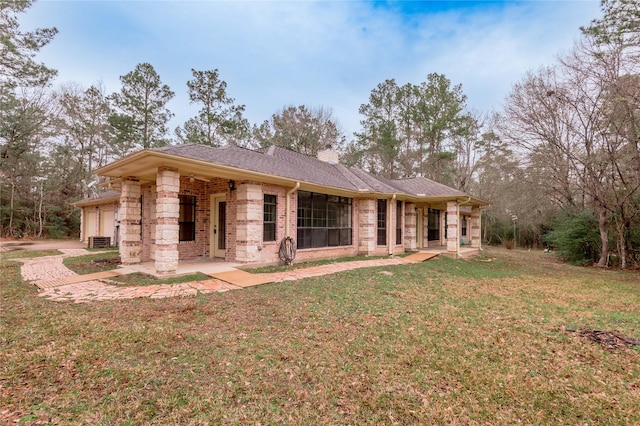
xmin=139 ymin=177 xmax=232 ymax=264
xmin=250 ymin=183 xmax=289 ymax=264
xmin=404 ymin=202 xmax=417 ymax=250
xmin=119 ymin=178 xmax=141 ymax=265
xmin=80 ymin=202 xmax=118 ymax=244
xmin=177 ymin=177 xmax=226 ymax=261
xmin=222 ymin=181 xmax=363 ymax=265
xmin=130 ymin=169 xmax=476 ymax=270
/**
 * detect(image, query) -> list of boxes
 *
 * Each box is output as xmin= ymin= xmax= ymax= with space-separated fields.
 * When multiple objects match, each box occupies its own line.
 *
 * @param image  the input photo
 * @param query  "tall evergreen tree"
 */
xmin=350 ymin=74 xmax=475 ymax=182
xmin=0 ymin=0 xmax=58 ymax=238
xmin=109 ymin=63 xmax=174 ymax=151
xmin=175 ymin=68 xmax=248 ymax=147
xmin=0 ymin=0 xmax=57 ymax=90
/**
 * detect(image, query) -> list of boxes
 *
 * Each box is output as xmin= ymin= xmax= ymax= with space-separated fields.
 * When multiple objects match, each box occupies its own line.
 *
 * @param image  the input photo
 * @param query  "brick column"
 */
xmin=236 ymin=183 xmax=262 ymax=262
xmin=404 ymin=203 xmax=417 ymax=250
xmin=119 ymin=177 xmax=141 ymax=265
xmin=446 ymin=201 xmax=459 ymax=254
xmin=358 ymin=198 xmax=376 ymax=255
xmin=155 ymin=167 xmax=180 ymax=275
xmin=470 ymin=206 xmax=481 ymax=249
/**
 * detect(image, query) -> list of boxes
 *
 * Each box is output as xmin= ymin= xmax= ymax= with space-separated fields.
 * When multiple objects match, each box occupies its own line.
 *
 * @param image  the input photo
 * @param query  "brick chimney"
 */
xmin=317 ymin=146 xmax=339 ymax=164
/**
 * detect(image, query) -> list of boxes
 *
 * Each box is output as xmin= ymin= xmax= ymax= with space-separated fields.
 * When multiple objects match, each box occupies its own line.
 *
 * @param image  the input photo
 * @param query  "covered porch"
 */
xmin=404 ymin=200 xmax=483 ymax=259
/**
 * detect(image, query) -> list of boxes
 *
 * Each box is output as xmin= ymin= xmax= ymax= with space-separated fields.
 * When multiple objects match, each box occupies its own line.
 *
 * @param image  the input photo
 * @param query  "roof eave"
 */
xmin=72 ymin=196 xmax=120 ymax=208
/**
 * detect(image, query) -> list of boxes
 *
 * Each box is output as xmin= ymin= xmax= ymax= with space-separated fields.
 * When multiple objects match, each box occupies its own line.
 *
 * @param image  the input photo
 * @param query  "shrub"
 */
xmin=544 ymin=209 xmax=601 ymax=265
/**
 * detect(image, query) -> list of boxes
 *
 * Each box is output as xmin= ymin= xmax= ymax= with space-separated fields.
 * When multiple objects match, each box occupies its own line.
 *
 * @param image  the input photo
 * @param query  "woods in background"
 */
xmin=1 ymin=0 xmax=638 ymax=268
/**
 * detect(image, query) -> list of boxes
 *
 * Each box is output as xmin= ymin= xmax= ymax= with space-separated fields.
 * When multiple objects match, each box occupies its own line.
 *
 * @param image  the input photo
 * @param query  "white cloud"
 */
xmin=19 ymin=0 xmax=601 ymax=139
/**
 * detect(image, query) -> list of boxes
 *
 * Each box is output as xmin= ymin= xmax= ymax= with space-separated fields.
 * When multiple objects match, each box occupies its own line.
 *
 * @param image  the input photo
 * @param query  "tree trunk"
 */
xmin=616 ymin=216 xmax=632 ymax=270
xmin=38 ymin=180 xmax=44 ymax=238
xmin=597 ymin=205 xmax=609 ymax=267
xmin=9 ymin=180 xmax=15 ymax=237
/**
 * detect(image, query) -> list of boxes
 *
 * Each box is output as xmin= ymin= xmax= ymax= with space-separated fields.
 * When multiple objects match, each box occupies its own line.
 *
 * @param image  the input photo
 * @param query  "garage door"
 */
xmin=84 ymin=210 xmax=97 ymax=242
xmin=100 ymin=209 xmax=115 ymax=243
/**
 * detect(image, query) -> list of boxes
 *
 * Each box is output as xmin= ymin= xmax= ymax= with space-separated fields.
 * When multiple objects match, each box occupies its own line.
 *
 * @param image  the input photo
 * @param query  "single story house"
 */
xmin=82 ymin=144 xmax=488 ymax=275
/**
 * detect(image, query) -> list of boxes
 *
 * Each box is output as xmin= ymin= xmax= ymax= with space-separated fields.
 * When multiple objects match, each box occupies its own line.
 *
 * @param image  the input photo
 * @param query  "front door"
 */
xmin=210 ymin=195 xmax=226 ymax=258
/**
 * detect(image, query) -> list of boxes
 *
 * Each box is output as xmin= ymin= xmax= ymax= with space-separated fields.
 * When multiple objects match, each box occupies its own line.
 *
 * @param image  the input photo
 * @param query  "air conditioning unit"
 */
xmin=88 ymin=236 xmax=111 ymax=248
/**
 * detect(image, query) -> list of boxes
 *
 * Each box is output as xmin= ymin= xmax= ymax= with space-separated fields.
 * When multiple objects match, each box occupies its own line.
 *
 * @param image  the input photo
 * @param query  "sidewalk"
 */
xmin=19 ymin=250 xmax=427 ymax=304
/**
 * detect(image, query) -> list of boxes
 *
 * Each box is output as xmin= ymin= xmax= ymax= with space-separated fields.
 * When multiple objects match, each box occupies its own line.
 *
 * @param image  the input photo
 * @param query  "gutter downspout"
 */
xmin=285 ymin=182 xmax=300 ymax=238
xmin=389 ymin=194 xmax=396 ymax=256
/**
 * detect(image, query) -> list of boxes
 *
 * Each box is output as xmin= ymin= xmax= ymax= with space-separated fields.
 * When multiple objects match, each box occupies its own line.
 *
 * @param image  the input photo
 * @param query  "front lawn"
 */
xmin=1 ymin=248 xmax=638 ymax=424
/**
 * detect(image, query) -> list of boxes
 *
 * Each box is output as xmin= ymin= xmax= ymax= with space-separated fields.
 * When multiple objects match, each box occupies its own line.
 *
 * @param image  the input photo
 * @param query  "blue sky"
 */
xmin=20 ymin=0 xmax=600 ymax=139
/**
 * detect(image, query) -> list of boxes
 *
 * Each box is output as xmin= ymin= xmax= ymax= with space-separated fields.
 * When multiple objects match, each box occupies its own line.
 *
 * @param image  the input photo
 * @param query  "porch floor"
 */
xmin=119 ymin=259 xmax=242 ymax=278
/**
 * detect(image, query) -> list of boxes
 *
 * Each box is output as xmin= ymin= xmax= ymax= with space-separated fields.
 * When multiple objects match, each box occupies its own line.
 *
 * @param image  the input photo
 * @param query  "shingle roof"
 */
xmin=153 ymin=143 xmax=473 ymax=199
xmin=73 ymin=190 xmax=120 ymax=206
xmin=390 ymin=176 xmax=467 ymax=197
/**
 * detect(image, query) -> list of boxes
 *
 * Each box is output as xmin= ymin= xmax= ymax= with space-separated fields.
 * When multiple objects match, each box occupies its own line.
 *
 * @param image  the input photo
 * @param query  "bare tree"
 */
xmin=257 ymin=105 xmax=345 ymax=157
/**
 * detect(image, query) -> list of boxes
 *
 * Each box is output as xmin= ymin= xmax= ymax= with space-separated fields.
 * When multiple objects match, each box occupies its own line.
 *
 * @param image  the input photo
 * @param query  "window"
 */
xmin=396 ymin=200 xmax=402 ymax=245
xmin=297 ymin=191 xmax=352 ymax=249
xmin=462 ymin=216 xmax=468 ymax=238
xmin=264 ymin=194 xmax=277 ymax=242
xmin=179 ymin=194 xmax=196 ymax=241
xmin=377 ymin=199 xmax=387 ymax=246
xmin=428 ymin=208 xmax=440 ymax=241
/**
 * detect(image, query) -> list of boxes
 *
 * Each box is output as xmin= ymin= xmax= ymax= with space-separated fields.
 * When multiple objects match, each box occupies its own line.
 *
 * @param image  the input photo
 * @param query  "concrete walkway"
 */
xmin=18 ymin=250 xmax=427 ymax=304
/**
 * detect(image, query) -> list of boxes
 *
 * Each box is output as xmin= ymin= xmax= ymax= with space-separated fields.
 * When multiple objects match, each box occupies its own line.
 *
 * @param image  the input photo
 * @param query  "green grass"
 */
xmin=1 ymin=248 xmax=639 ymax=425
xmin=0 ymin=249 xmax=61 ymax=260
xmin=244 ymin=253 xmax=407 ymax=274
xmin=108 ymin=272 xmax=212 ymax=286
xmin=62 ymin=252 xmax=121 ymax=275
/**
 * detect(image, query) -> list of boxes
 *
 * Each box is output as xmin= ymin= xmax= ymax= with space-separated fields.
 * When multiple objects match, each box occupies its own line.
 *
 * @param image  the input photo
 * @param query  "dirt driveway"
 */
xmin=0 ymin=239 xmax=86 ymax=252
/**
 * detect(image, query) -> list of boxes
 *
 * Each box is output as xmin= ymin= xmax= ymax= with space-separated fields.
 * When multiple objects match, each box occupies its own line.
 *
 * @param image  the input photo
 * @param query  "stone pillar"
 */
xmin=404 ymin=203 xmax=417 ymax=250
xmin=358 ymin=198 xmax=376 ymax=255
xmin=446 ymin=201 xmax=459 ymax=255
xmin=119 ymin=177 xmax=141 ymax=265
xmin=470 ymin=206 xmax=481 ymax=249
xmin=440 ymin=209 xmax=447 ymax=246
xmin=388 ymin=199 xmax=395 ymax=253
xmin=236 ymin=183 xmax=262 ymax=262
xmin=155 ymin=167 xmax=180 ymax=275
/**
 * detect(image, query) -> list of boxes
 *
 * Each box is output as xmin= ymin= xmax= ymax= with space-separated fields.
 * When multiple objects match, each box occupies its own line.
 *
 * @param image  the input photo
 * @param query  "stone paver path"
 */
xmin=39 ymin=279 xmax=240 ymax=303
xmin=19 ymin=250 xmax=425 ymax=304
xmin=263 ymin=257 xmax=417 ymax=283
